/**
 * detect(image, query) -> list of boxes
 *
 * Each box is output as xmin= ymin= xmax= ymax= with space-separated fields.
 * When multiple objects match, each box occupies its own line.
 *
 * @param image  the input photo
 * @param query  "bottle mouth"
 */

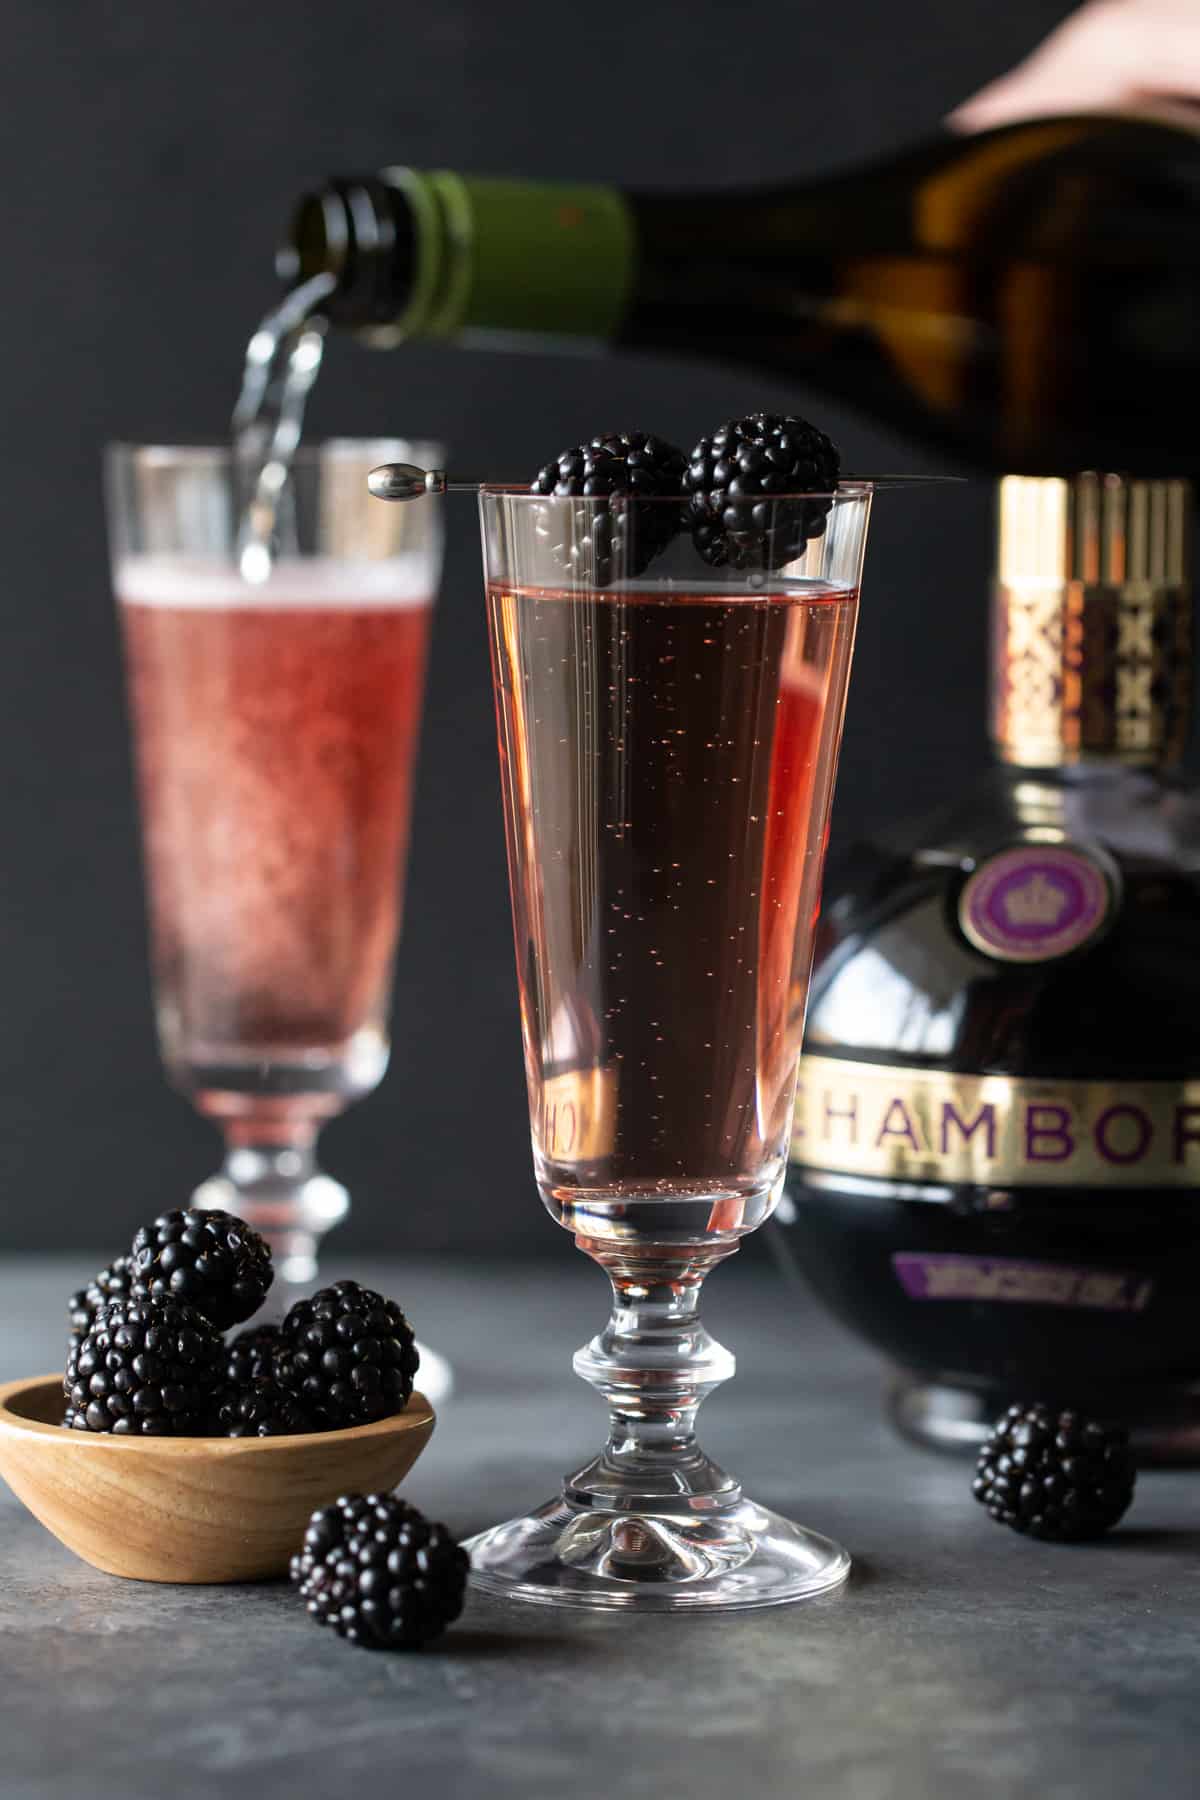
xmin=278 ymin=190 xmax=348 ymax=287
xmin=279 ymin=179 xmax=417 ymax=330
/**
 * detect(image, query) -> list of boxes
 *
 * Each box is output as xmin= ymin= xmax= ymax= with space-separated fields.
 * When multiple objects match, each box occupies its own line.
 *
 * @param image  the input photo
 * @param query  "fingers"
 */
xmin=949 ymin=0 xmax=1200 ymax=132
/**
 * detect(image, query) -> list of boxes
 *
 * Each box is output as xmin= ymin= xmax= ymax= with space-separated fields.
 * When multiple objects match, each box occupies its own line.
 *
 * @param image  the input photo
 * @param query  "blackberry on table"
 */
xmin=973 ymin=1404 xmax=1136 ymax=1542
xmin=215 ymin=1376 xmax=315 ymax=1438
xmin=64 ymin=1295 xmax=223 ymax=1435
xmin=224 ymin=1321 xmax=284 ymax=1388
xmin=289 ymin=1493 xmax=376 ymax=1588
xmin=130 ymin=1208 xmax=273 ymax=1331
xmin=276 ymin=1280 xmax=419 ymax=1429
xmin=531 ymin=430 xmax=686 ymax=583
xmin=684 ymin=412 xmax=840 ymax=570
xmin=292 ymin=1493 xmax=469 ymax=1649
xmin=68 ymin=1254 xmax=135 ymax=1353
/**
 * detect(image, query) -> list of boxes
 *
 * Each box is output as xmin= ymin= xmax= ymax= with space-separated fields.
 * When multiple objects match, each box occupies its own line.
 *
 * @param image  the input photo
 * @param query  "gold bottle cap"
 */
xmin=991 ymin=473 xmax=1192 ymax=768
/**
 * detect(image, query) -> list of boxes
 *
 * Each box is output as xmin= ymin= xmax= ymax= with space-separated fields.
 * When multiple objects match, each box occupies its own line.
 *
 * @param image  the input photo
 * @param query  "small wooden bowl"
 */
xmin=0 ymin=1374 xmax=435 ymax=1584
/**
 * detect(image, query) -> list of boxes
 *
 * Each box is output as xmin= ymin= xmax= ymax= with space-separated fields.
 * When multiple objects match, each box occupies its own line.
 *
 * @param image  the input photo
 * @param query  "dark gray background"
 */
xmin=0 ymin=0 xmax=1074 ymax=1257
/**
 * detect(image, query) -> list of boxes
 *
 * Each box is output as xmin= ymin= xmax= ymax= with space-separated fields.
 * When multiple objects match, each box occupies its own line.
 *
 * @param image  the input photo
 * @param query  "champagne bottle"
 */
xmin=277 ymin=116 xmax=1200 ymax=474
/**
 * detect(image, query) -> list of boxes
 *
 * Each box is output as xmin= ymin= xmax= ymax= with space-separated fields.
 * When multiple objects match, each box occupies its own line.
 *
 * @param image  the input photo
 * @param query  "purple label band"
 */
xmin=892 ymin=1253 xmax=1153 ymax=1314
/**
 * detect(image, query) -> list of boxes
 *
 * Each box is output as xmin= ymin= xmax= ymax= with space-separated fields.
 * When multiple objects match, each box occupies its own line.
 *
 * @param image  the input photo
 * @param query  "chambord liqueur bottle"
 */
xmin=780 ymin=473 xmax=1200 ymax=1459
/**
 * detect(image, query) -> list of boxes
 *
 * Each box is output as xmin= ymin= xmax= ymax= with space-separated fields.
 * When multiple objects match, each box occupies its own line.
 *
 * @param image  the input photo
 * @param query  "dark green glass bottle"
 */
xmin=278 ymin=115 xmax=1200 ymax=474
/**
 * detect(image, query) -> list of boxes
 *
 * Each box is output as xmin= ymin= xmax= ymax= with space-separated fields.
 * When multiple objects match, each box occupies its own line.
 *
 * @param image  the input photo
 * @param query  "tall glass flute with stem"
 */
xmin=105 ymin=442 xmax=444 ymax=1326
xmin=470 ymin=480 xmax=871 ymax=1608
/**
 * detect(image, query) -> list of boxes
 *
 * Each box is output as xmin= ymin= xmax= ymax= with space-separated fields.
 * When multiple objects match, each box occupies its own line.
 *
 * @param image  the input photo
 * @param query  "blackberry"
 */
xmin=684 ymin=412 xmax=840 ymax=570
xmin=289 ymin=1492 xmax=376 ymax=1587
xmin=67 ymin=1254 xmax=135 ymax=1354
xmin=130 ymin=1208 xmax=273 ymax=1330
xmin=291 ymin=1493 xmax=468 ymax=1649
xmin=531 ymin=430 xmax=686 ymax=583
xmin=276 ymin=1280 xmax=419 ymax=1428
xmin=215 ymin=1376 xmax=315 ymax=1438
xmin=973 ymin=1404 xmax=1136 ymax=1542
xmin=64 ymin=1295 xmax=223 ymax=1435
xmin=224 ymin=1322 xmax=284 ymax=1388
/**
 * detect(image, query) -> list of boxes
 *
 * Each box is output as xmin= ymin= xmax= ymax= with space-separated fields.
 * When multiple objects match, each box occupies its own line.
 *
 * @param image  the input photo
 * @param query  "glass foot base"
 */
xmin=465 ymin=1494 xmax=849 ymax=1612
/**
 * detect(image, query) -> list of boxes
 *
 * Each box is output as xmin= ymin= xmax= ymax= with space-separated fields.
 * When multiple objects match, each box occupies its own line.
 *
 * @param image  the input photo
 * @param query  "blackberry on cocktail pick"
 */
xmin=972 ymin=1403 xmax=1136 ymax=1542
xmin=684 ymin=412 xmax=840 ymax=571
xmin=275 ymin=1280 xmax=419 ymax=1428
xmin=130 ymin=1207 xmax=273 ymax=1331
xmin=68 ymin=1254 xmax=135 ymax=1354
xmin=64 ymin=1295 xmax=223 ymax=1435
xmin=531 ymin=430 xmax=686 ymax=584
xmin=291 ymin=1493 xmax=469 ymax=1649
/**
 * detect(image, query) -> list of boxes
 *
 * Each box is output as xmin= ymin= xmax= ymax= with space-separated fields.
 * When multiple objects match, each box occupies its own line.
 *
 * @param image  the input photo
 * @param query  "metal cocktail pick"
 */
xmin=368 ymin=463 xmax=464 ymax=501
xmin=367 ymin=462 xmax=963 ymax=502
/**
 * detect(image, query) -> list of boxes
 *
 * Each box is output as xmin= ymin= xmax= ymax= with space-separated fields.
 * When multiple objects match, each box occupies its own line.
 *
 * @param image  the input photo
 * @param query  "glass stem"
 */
xmin=566 ymin=1242 xmax=742 ymax=1514
xmin=191 ymin=1122 xmax=349 ymax=1293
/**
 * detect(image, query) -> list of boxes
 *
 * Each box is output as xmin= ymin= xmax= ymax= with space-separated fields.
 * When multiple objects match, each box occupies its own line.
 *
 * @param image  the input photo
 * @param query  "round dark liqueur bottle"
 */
xmin=780 ymin=474 xmax=1200 ymax=1460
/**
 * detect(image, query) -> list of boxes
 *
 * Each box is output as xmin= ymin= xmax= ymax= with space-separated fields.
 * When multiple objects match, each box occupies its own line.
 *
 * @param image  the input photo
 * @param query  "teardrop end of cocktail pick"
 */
xmin=367 ymin=462 xmax=447 ymax=502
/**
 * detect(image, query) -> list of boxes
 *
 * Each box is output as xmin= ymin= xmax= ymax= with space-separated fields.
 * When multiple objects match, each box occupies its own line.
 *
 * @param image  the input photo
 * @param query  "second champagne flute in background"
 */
xmin=105 ymin=441 xmax=450 ymax=1393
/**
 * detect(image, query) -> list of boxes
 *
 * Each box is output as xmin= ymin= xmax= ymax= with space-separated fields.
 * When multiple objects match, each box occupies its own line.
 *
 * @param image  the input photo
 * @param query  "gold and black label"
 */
xmin=990 ymin=474 xmax=1191 ymax=768
xmin=792 ymin=1055 xmax=1200 ymax=1188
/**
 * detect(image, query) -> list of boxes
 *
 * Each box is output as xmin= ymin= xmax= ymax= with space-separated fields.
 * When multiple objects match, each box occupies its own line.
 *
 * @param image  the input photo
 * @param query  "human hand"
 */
xmin=950 ymin=0 xmax=1200 ymax=131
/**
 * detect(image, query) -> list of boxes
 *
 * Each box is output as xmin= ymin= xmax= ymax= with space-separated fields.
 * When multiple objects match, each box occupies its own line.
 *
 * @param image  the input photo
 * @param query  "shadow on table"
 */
xmin=845 ymin=1554 xmax=880 ymax=1589
xmin=1095 ymin=1526 xmax=1200 ymax=1553
xmin=426 ymin=1625 xmax=605 ymax=1657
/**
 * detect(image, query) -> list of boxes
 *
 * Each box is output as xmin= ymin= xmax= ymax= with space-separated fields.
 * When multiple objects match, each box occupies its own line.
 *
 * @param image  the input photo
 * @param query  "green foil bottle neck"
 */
xmin=354 ymin=169 xmax=636 ymax=346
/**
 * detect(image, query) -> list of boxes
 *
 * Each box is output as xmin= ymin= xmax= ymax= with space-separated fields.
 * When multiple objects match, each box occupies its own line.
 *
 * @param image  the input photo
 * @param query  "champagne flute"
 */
xmin=106 ymin=442 xmax=449 ymax=1396
xmin=464 ymin=480 xmax=872 ymax=1607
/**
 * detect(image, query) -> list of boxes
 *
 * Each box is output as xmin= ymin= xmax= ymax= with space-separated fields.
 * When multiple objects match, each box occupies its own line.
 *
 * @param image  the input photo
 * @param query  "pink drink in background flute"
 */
xmin=117 ymin=556 xmax=432 ymax=1128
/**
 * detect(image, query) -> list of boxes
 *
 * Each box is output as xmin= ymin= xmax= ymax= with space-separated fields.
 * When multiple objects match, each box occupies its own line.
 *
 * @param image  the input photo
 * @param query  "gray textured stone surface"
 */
xmin=1 ymin=1252 xmax=1197 ymax=1799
